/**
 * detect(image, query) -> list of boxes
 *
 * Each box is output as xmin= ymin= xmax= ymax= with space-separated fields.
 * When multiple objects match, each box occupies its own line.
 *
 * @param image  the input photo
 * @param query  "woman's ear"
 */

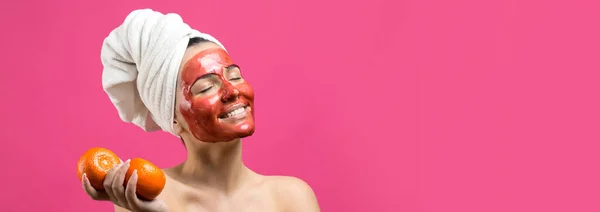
xmin=173 ymin=119 xmax=184 ymax=135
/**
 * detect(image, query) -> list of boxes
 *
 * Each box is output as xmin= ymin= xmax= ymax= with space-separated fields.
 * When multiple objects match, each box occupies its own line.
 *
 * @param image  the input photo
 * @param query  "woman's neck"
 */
xmin=176 ymin=139 xmax=251 ymax=193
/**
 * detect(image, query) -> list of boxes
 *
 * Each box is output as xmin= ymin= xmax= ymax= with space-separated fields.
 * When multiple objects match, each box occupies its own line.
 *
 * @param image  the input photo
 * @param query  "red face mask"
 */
xmin=179 ymin=48 xmax=255 ymax=143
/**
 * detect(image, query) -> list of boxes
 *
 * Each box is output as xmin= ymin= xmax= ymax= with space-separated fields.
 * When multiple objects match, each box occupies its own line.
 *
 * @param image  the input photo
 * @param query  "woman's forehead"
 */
xmin=181 ymin=42 xmax=224 ymax=66
xmin=178 ymin=42 xmax=225 ymax=80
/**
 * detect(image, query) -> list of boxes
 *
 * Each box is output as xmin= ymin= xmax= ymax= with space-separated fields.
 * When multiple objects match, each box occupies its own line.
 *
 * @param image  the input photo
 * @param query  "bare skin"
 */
xmin=82 ymin=42 xmax=320 ymax=212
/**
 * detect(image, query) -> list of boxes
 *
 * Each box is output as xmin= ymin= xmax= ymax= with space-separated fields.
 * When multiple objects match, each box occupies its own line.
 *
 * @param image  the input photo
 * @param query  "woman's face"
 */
xmin=174 ymin=42 xmax=255 ymax=143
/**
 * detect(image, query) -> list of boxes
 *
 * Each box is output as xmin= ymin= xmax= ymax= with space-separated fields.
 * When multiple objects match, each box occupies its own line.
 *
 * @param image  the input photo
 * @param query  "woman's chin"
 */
xmin=230 ymin=123 xmax=256 ymax=139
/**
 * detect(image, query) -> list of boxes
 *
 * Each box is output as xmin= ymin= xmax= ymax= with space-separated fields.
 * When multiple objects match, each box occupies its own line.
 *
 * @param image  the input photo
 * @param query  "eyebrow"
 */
xmin=225 ymin=64 xmax=240 ymax=70
xmin=195 ymin=73 xmax=217 ymax=82
xmin=191 ymin=64 xmax=240 ymax=83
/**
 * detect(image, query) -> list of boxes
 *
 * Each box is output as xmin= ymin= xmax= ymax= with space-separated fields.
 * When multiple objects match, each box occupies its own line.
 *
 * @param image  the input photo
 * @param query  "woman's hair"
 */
xmin=187 ymin=37 xmax=211 ymax=47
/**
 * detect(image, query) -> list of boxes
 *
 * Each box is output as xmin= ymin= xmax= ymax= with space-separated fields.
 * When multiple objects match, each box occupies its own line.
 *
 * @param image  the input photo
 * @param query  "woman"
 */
xmin=81 ymin=9 xmax=320 ymax=212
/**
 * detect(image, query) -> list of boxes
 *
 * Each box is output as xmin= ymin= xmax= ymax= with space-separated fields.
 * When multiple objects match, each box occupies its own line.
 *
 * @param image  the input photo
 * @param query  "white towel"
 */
xmin=101 ymin=9 xmax=226 ymax=136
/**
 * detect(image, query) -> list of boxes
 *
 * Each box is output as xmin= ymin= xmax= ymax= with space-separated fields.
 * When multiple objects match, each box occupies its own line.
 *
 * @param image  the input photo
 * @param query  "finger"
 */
xmin=124 ymin=170 xmax=143 ymax=210
xmin=126 ymin=171 xmax=169 ymax=212
xmin=104 ymin=162 xmax=124 ymax=204
xmin=111 ymin=159 xmax=131 ymax=207
xmin=82 ymin=173 xmax=109 ymax=200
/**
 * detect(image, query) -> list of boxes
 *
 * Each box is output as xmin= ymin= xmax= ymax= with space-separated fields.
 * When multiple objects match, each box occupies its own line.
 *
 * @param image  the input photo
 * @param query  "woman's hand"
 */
xmin=81 ymin=160 xmax=169 ymax=212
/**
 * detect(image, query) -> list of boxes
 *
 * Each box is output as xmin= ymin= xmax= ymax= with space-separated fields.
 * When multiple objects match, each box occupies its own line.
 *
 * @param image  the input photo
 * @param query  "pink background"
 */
xmin=1 ymin=0 xmax=599 ymax=211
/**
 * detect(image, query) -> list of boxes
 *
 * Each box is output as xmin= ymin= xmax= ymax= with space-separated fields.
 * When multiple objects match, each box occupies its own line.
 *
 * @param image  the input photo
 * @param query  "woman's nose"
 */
xmin=221 ymin=82 xmax=240 ymax=102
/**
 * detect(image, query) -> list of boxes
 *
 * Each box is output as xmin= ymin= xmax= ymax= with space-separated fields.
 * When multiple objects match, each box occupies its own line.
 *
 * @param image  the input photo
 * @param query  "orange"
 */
xmin=124 ymin=158 xmax=166 ymax=200
xmin=76 ymin=147 xmax=121 ymax=190
xmin=77 ymin=148 xmax=166 ymax=200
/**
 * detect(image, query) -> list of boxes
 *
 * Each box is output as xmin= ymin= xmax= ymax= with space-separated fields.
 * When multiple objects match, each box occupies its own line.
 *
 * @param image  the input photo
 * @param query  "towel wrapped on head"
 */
xmin=101 ymin=9 xmax=226 ymax=136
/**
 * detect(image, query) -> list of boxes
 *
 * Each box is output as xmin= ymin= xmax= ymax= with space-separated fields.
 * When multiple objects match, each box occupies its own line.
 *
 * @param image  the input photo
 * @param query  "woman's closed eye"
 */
xmin=224 ymin=65 xmax=243 ymax=82
xmin=226 ymin=70 xmax=243 ymax=81
xmin=199 ymin=85 xmax=213 ymax=93
xmin=191 ymin=81 xmax=215 ymax=94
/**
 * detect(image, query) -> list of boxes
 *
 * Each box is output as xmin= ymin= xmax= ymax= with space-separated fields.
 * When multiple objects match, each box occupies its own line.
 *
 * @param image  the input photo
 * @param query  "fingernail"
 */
xmin=125 ymin=159 xmax=131 ymax=163
xmin=133 ymin=169 xmax=138 ymax=176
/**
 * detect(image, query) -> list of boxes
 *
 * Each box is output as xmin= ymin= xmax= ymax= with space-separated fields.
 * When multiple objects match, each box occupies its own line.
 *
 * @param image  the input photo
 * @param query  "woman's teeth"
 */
xmin=223 ymin=107 xmax=246 ymax=118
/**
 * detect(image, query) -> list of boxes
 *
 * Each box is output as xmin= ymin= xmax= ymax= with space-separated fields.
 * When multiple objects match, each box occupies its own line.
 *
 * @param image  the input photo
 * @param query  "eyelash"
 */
xmin=200 ymin=86 xmax=213 ymax=93
xmin=198 ymin=77 xmax=242 ymax=93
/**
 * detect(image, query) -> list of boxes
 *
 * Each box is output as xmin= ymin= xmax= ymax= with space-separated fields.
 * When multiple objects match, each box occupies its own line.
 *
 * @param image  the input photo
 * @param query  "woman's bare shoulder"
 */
xmin=267 ymin=176 xmax=313 ymax=192
xmin=266 ymin=176 xmax=321 ymax=212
